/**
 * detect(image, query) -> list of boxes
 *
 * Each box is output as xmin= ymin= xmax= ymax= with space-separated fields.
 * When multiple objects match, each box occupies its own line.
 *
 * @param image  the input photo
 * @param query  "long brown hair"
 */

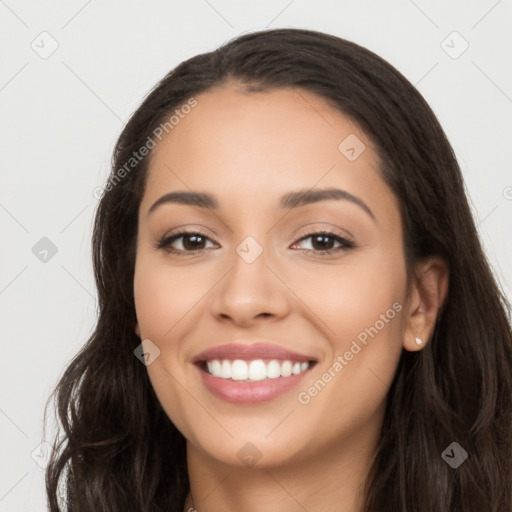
xmin=44 ymin=28 xmax=512 ymax=511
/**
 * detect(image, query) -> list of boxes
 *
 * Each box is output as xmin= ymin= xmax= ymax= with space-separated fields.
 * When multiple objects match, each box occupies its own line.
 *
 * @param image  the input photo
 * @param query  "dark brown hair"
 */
xmin=44 ymin=28 xmax=512 ymax=511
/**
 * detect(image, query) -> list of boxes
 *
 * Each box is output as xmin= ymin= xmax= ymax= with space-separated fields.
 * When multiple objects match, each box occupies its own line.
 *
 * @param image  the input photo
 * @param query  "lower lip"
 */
xmin=195 ymin=364 xmax=313 ymax=404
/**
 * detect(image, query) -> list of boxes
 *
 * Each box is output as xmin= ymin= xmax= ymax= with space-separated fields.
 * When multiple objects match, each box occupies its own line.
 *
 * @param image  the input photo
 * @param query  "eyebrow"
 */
xmin=148 ymin=187 xmax=375 ymax=221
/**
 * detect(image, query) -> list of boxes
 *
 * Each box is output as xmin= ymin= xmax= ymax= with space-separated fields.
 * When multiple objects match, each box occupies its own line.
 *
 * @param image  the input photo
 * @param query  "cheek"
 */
xmin=133 ymin=256 xmax=200 ymax=434
xmin=292 ymin=244 xmax=406 ymax=342
xmin=297 ymin=247 xmax=406 ymax=414
xmin=294 ymin=302 xmax=404 ymax=451
xmin=133 ymin=256 xmax=202 ymax=339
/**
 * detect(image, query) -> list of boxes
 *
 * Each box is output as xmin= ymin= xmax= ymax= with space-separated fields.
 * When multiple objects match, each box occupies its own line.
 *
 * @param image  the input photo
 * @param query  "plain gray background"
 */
xmin=1 ymin=1 xmax=511 ymax=510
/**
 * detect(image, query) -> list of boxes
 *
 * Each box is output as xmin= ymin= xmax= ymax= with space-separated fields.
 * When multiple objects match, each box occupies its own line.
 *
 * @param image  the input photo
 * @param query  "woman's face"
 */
xmin=134 ymin=84 xmax=410 ymax=468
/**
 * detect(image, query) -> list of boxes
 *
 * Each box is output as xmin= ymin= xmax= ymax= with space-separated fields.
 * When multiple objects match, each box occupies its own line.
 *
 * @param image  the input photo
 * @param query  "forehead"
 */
xmin=141 ymin=84 xmax=396 ymax=219
xmin=148 ymin=84 xmax=370 ymax=170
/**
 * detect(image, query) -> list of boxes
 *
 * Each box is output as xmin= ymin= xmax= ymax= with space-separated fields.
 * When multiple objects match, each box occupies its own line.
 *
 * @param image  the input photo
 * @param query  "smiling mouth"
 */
xmin=197 ymin=358 xmax=317 ymax=382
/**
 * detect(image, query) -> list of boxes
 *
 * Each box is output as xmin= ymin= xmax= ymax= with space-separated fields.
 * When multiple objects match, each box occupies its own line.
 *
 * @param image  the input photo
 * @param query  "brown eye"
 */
xmin=156 ymin=231 xmax=217 ymax=255
xmin=310 ymin=234 xmax=336 ymax=251
xmin=292 ymin=231 xmax=355 ymax=254
xmin=180 ymin=233 xmax=207 ymax=250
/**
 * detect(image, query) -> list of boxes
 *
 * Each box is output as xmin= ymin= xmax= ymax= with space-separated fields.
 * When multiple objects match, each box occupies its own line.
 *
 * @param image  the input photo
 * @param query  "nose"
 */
xmin=210 ymin=239 xmax=291 ymax=327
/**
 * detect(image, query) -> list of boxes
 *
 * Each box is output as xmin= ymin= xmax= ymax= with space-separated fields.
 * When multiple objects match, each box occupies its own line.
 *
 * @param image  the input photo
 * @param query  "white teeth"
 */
xmin=221 ymin=360 xmax=231 ymax=379
xmin=267 ymin=360 xmax=281 ymax=379
xmin=248 ymin=360 xmax=267 ymax=381
xmin=205 ymin=358 xmax=312 ymax=380
xmin=281 ymin=360 xmax=292 ymax=377
xmin=231 ymin=359 xmax=248 ymax=381
xmin=210 ymin=360 xmax=221 ymax=377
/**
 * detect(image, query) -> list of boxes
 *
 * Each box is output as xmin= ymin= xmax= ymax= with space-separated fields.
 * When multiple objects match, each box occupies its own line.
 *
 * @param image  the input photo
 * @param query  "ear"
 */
xmin=403 ymin=256 xmax=449 ymax=352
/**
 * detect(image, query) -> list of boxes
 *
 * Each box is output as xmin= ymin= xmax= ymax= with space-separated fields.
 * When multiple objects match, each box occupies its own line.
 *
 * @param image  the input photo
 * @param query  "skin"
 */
xmin=133 ymin=83 xmax=448 ymax=512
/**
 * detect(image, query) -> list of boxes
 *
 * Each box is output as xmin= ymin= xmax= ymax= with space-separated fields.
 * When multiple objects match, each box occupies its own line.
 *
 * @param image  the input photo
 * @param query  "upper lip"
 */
xmin=191 ymin=342 xmax=317 ymax=364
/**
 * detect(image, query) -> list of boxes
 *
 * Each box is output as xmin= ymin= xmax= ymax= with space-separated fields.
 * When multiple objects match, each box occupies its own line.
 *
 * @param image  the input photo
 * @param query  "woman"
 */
xmin=44 ymin=28 xmax=512 ymax=511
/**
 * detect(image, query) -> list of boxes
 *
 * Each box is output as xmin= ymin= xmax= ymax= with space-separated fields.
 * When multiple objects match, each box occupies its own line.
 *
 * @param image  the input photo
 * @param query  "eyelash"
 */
xmin=155 ymin=229 xmax=356 ymax=256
